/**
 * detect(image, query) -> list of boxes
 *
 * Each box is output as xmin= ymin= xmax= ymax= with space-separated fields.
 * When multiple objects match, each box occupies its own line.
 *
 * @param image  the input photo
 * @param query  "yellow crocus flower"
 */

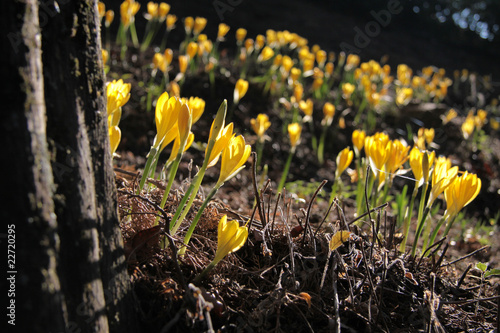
xmin=98 ymin=2 xmax=106 ymax=19
xmin=322 ymin=102 xmax=335 ymax=126
xmin=184 ymin=16 xmax=194 ymax=34
xmin=153 ymin=53 xmax=167 ymax=73
xmin=386 ymin=139 xmax=410 ymax=176
xmin=179 ymin=55 xmax=188 ymax=74
xmin=345 ymin=54 xmax=360 ymax=71
xmin=427 ymin=156 xmax=458 ymax=207
xmin=461 ymin=116 xmax=475 ymax=139
xmin=193 ymin=17 xmax=207 ymax=35
xmin=364 ymin=135 xmax=391 ymax=178
xmin=293 ymin=83 xmax=303 ymax=102
xmin=396 ymin=87 xmax=413 ymax=106
xmin=107 ymin=79 xmax=131 ymax=116
xmin=217 ymin=23 xmax=230 ymax=40
xmin=335 ymin=147 xmax=354 ymax=179
xmin=444 ymin=171 xmax=481 ymax=219
xmin=166 ymin=14 xmax=177 ymax=30
xmin=153 ymin=93 xmax=181 ymax=149
xmin=166 ymin=132 xmax=194 ymax=165
xmin=288 ymin=123 xmax=302 ymax=152
xmin=207 ymin=123 xmax=234 ymax=168
xmin=299 ymin=99 xmax=313 ymax=122
xmin=352 ymin=129 xmax=366 ymax=154
xmin=109 ymin=125 xmax=121 ymax=156
xmin=217 ymin=135 xmax=251 ymax=186
xmin=236 ymin=28 xmax=247 ymax=42
xmin=158 ymin=2 xmax=170 ymax=19
xmin=182 ymin=96 xmax=205 ymax=124
xmin=146 ymin=2 xmax=158 ymax=19
xmin=281 ymin=55 xmax=294 ymax=73
xmin=105 ymin=10 xmax=114 ymax=27
xmin=213 ymin=215 xmax=248 ymax=265
xmin=233 ymin=79 xmax=249 ymax=104
xmin=409 ymin=147 xmax=435 ymax=187
xmin=342 ymin=83 xmax=355 ymax=100
xmin=258 ymin=46 xmax=274 ymax=63
xmin=102 ymin=49 xmax=109 ymax=65
xmin=186 ymin=42 xmax=198 ymax=59
xmin=120 ymin=0 xmax=140 ymax=27
xmin=250 ymin=114 xmax=271 ymax=141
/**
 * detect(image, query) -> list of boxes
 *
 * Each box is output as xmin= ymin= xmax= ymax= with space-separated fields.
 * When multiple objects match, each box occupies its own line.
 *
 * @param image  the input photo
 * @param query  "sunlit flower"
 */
xmin=105 ymin=10 xmax=114 ymax=27
xmin=396 ymin=87 xmax=413 ymax=106
xmin=102 ymin=49 xmax=109 ymax=65
xmin=442 ymin=108 xmax=457 ymax=124
xmin=385 ymin=139 xmax=410 ymax=177
xmin=107 ymin=79 xmax=131 ymax=116
xmin=153 ymin=93 xmax=181 ymax=149
xmin=166 ymin=14 xmax=177 ymax=30
xmin=342 ymin=83 xmax=355 ymax=100
xmin=293 ymin=83 xmax=303 ymax=102
xmin=352 ymin=129 xmax=366 ymax=155
xmin=345 ymin=54 xmax=360 ymax=71
xmin=182 ymin=96 xmax=205 ymax=124
xmin=409 ymin=147 xmax=435 ymax=187
xmin=146 ymin=2 xmax=158 ymax=19
xmin=98 ymin=2 xmax=106 ymax=19
xmin=207 ymin=123 xmax=234 ymax=168
xmin=236 ymin=28 xmax=247 ymax=42
xmin=217 ymin=135 xmax=251 ymax=185
xmin=444 ymin=171 xmax=481 ymax=219
xmin=299 ymin=99 xmax=313 ymax=122
xmin=109 ymin=125 xmax=121 ymax=156
xmin=233 ymin=78 xmax=249 ymax=104
xmin=120 ymin=0 xmax=140 ymax=27
xmin=158 ymin=2 xmax=170 ymax=19
xmin=288 ymin=123 xmax=302 ymax=152
xmin=322 ymin=102 xmax=335 ymax=126
xmin=153 ymin=53 xmax=167 ymax=72
xmin=212 ymin=215 xmax=248 ymax=265
xmin=186 ymin=42 xmax=198 ymax=59
xmin=427 ymin=156 xmax=458 ymax=207
xmin=335 ymin=147 xmax=353 ymax=179
xmin=184 ymin=16 xmax=194 ymax=34
xmin=364 ymin=135 xmax=391 ymax=178
xmin=179 ymin=55 xmax=188 ymax=74
xmin=258 ymin=46 xmax=274 ymax=62
xmin=250 ymin=114 xmax=271 ymax=141
xmin=461 ymin=114 xmax=475 ymax=139
xmin=217 ymin=23 xmax=230 ymax=40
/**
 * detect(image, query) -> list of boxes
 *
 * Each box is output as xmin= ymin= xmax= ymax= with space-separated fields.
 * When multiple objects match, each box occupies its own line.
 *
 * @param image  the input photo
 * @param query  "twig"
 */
xmin=271 ymin=192 xmax=281 ymax=235
xmin=313 ymin=197 xmax=336 ymax=238
xmin=331 ymin=255 xmax=341 ymax=333
xmin=117 ymin=190 xmax=187 ymax=289
xmin=251 ymin=152 xmax=267 ymax=227
xmin=348 ymin=203 xmax=388 ymax=225
xmin=439 ymin=245 xmax=490 ymax=268
xmin=416 ymin=237 xmax=447 ymax=270
xmin=441 ymin=294 xmax=500 ymax=305
xmin=301 ymin=179 xmax=327 ymax=247
xmin=456 ymin=263 xmax=472 ymax=288
xmin=432 ymin=242 xmax=449 ymax=272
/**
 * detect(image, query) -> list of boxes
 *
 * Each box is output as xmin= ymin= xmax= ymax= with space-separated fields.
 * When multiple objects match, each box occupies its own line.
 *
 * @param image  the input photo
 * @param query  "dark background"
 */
xmin=105 ymin=0 xmax=500 ymax=78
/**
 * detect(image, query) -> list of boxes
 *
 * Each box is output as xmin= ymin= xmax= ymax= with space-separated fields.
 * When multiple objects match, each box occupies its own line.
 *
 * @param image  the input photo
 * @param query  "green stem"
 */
xmin=400 ymin=183 xmax=419 ymax=253
xmin=411 ymin=204 xmax=431 ymax=257
xmin=178 ymin=186 xmax=220 ymax=255
xmin=157 ymin=152 xmax=184 ymax=221
xmin=129 ymin=21 xmax=139 ymax=47
xmin=277 ymin=150 xmax=294 ymax=195
xmin=137 ymin=147 xmax=158 ymax=194
xmin=140 ymin=20 xmax=156 ymax=52
xmin=170 ymin=167 xmax=206 ymax=234
xmin=193 ymin=261 xmax=216 ymax=285
xmin=317 ymin=125 xmax=328 ymax=165
xmin=308 ymin=121 xmax=317 ymax=154
xmin=427 ymin=214 xmax=452 ymax=256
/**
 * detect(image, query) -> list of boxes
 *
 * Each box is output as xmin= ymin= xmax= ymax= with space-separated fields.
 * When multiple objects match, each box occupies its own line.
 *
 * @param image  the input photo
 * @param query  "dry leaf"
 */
xmin=329 ymin=230 xmax=352 ymax=251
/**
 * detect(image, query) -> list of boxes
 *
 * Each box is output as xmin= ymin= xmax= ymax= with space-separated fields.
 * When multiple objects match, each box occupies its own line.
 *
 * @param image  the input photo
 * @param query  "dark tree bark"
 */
xmin=2 ymin=1 xmax=137 ymax=332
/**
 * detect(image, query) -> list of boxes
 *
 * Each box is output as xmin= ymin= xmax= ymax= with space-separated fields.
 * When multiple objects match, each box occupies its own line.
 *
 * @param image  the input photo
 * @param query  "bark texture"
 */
xmin=2 ymin=1 xmax=136 ymax=332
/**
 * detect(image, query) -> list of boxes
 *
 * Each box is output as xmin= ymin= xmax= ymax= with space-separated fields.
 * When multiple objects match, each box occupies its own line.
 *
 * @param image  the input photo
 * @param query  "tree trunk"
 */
xmin=2 ymin=1 xmax=137 ymax=332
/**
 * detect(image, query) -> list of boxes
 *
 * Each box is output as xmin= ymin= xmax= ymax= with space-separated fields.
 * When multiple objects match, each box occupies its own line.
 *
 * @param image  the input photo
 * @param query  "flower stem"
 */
xmin=178 ymin=186 xmax=219 ymax=255
xmin=137 ymin=147 xmax=158 ymax=194
xmin=277 ymin=150 xmax=294 ymax=195
xmin=400 ymin=183 xmax=419 ymax=253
